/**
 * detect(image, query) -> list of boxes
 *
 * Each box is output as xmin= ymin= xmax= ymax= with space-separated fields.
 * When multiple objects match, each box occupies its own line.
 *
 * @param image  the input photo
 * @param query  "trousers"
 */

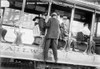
xmin=44 ymin=38 xmax=58 ymax=61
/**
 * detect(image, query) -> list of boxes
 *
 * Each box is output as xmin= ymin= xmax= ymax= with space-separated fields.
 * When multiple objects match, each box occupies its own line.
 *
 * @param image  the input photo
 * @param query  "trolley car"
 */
xmin=0 ymin=0 xmax=100 ymax=69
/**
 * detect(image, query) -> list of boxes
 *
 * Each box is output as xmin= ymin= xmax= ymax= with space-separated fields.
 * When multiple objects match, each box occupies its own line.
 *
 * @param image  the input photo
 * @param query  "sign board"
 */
xmin=1 ymin=0 xmax=10 ymax=7
xmin=0 ymin=42 xmax=100 ymax=67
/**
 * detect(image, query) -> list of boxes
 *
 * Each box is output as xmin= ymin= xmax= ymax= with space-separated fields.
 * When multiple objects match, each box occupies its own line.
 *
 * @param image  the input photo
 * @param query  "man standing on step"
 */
xmin=44 ymin=12 xmax=60 ymax=62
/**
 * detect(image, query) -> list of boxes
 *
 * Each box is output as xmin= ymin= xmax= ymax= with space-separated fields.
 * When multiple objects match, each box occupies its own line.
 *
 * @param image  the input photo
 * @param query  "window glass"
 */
xmin=3 ymin=8 xmax=38 ymax=29
xmin=71 ymin=21 xmax=84 ymax=36
xmin=2 ymin=8 xmax=40 ymax=44
xmin=97 ymin=22 xmax=100 ymax=37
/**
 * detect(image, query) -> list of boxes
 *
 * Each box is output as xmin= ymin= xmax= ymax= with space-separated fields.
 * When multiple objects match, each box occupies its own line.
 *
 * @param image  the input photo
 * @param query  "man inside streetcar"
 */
xmin=44 ymin=12 xmax=60 ymax=62
xmin=82 ymin=23 xmax=95 ymax=54
xmin=76 ymin=23 xmax=90 ymax=51
xmin=59 ymin=16 xmax=76 ymax=51
xmin=81 ymin=23 xmax=90 ymax=37
xmin=60 ymin=16 xmax=69 ymax=40
xmin=59 ymin=16 xmax=69 ymax=49
xmin=76 ymin=23 xmax=95 ymax=53
xmin=33 ymin=13 xmax=46 ymax=35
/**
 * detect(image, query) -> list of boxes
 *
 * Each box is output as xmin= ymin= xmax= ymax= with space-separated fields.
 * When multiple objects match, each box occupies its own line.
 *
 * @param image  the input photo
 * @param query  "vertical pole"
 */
xmin=46 ymin=0 xmax=52 ymax=22
xmin=95 ymin=18 xmax=99 ymax=37
xmin=13 ymin=0 xmax=26 ymax=46
xmin=88 ymin=11 xmax=96 ymax=54
xmin=90 ymin=12 xmax=96 ymax=41
xmin=19 ymin=0 xmax=26 ymax=28
xmin=40 ymin=0 xmax=52 ymax=48
xmin=67 ymin=5 xmax=75 ymax=51
xmin=22 ymin=0 xmax=26 ymax=13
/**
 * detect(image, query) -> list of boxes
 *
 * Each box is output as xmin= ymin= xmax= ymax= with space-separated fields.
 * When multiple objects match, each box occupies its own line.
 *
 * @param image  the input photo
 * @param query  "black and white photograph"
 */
xmin=0 ymin=0 xmax=100 ymax=69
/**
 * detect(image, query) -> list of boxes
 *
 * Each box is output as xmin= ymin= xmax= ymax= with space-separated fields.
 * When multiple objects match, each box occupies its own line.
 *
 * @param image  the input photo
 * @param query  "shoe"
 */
xmin=55 ymin=58 xmax=58 ymax=63
xmin=55 ymin=60 xmax=57 ymax=63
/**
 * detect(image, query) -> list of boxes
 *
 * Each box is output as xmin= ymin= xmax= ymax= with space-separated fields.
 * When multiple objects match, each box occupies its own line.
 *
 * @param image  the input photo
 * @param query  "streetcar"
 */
xmin=0 ymin=0 xmax=100 ymax=69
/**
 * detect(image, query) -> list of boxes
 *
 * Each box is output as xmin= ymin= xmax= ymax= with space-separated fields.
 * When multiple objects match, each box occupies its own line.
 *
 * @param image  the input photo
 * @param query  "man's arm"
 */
xmin=46 ymin=18 xmax=51 ymax=28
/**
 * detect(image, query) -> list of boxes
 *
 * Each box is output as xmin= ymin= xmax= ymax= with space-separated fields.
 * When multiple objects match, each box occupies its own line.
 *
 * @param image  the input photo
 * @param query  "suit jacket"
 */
xmin=46 ymin=18 xmax=60 ymax=39
xmin=38 ymin=17 xmax=46 ymax=31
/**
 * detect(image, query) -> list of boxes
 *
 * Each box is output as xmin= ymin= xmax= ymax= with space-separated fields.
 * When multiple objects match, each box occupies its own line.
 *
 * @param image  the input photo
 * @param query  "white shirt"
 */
xmin=81 ymin=26 xmax=90 ymax=36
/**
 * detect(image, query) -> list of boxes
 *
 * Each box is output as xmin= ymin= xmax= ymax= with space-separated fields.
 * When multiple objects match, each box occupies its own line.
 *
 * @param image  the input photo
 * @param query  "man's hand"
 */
xmin=35 ymin=22 xmax=38 ymax=26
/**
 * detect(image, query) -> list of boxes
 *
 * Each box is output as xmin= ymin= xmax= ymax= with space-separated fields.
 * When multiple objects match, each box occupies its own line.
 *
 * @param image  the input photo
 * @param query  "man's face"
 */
xmin=63 ymin=18 xmax=67 ymax=23
xmin=53 ymin=15 xmax=57 ymax=18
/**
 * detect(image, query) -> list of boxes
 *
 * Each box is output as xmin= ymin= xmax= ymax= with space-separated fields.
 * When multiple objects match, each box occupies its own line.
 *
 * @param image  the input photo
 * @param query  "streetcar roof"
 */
xmin=7 ymin=0 xmax=100 ymax=13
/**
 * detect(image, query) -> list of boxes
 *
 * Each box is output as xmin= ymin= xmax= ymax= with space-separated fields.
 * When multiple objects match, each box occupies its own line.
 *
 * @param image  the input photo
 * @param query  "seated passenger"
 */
xmin=76 ymin=23 xmax=90 ymax=42
xmin=59 ymin=16 xmax=77 ymax=51
xmin=60 ymin=16 xmax=69 ymax=41
xmin=76 ymin=23 xmax=95 ymax=54
xmin=81 ymin=23 xmax=90 ymax=39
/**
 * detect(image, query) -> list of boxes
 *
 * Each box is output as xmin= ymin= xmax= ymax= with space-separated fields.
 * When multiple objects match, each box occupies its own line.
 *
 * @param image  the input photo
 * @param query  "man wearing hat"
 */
xmin=33 ymin=13 xmax=46 ymax=35
xmin=44 ymin=12 xmax=60 ymax=62
xmin=60 ymin=16 xmax=69 ymax=40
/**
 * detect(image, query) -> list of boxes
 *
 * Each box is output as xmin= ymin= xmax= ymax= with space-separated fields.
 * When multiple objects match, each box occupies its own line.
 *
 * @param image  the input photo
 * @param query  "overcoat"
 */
xmin=46 ymin=18 xmax=60 ymax=39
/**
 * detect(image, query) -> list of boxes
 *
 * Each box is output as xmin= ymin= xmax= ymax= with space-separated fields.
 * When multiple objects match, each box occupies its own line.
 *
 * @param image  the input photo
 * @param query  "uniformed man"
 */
xmin=44 ymin=12 xmax=60 ymax=62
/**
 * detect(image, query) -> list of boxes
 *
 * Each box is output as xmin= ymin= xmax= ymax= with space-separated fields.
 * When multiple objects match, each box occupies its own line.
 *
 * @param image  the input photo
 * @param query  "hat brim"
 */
xmin=33 ymin=17 xmax=40 ymax=21
xmin=63 ymin=18 xmax=67 ymax=19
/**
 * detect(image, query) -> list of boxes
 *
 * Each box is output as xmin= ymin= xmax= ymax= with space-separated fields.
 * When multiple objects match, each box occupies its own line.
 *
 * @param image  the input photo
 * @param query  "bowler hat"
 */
xmin=51 ymin=12 xmax=57 ymax=17
xmin=33 ymin=16 xmax=40 ymax=21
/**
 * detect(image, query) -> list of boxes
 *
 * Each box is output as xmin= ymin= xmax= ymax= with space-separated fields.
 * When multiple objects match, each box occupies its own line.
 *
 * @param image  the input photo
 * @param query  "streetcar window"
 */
xmin=72 ymin=21 xmax=84 ymax=36
xmin=2 ymin=8 xmax=41 ymax=44
xmin=95 ymin=15 xmax=100 ymax=37
xmin=97 ymin=22 xmax=100 ymax=37
xmin=3 ymin=8 xmax=38 ymax=29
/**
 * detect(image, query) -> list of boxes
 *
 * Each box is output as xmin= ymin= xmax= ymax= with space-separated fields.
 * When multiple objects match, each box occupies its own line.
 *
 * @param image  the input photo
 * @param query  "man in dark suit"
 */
xmin=33 ymin=13 xmax=46 ymax=35
xmin=44 ymin=12 xmax=60 ymax=62
xmin=38 ymin=14 xmax=46 ymax=35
